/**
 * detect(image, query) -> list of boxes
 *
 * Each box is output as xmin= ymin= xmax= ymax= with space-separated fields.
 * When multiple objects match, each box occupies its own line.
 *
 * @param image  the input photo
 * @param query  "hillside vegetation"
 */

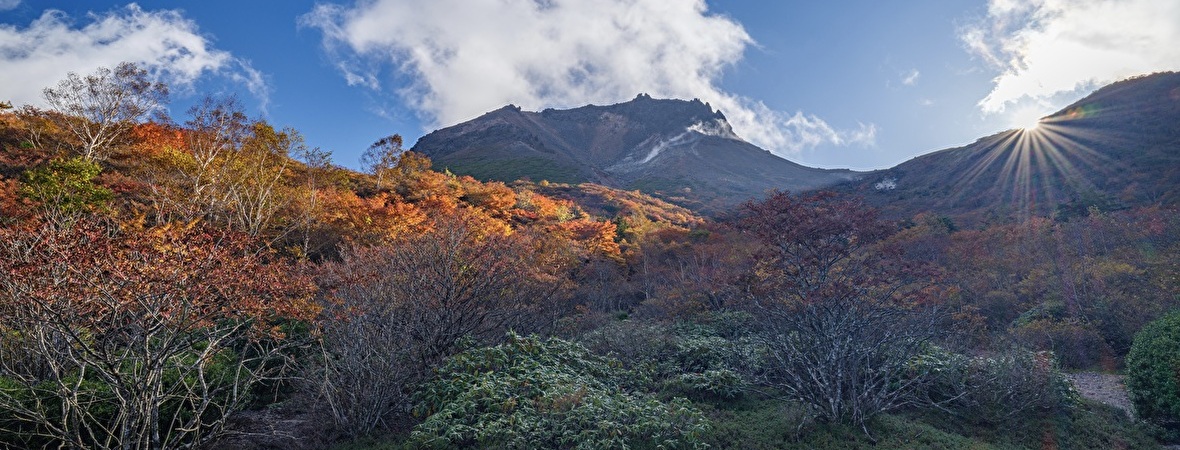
xmin=1 ymin=64 xmax=1177 ymax=449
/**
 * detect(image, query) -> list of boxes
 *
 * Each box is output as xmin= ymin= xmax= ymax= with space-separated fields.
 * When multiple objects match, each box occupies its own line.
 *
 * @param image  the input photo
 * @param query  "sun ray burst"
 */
xmin=944 ymin=112 xmax=1123 ymax=221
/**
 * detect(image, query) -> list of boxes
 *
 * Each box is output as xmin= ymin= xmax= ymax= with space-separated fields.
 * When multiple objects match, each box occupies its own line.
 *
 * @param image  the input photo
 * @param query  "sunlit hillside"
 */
xmin=1 ymin=65 xmax=1178 ymax=450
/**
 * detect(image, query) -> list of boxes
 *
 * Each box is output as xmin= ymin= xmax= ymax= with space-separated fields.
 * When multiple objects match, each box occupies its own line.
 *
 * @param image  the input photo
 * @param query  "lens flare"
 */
xmin=944 ymin=111 xmax=1125 ymax=222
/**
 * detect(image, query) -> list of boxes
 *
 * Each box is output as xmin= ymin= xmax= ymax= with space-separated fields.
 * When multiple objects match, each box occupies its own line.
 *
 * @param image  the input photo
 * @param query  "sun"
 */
xmin=1021 ymin=120 xmax=1041 ymax=132
xmin=1009 ymin=107 xmax=1046 ymax=132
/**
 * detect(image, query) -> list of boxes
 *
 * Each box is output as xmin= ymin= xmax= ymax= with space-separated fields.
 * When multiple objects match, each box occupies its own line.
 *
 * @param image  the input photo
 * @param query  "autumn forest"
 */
xmin=2 ymin=63 xmax=1179 ymax=449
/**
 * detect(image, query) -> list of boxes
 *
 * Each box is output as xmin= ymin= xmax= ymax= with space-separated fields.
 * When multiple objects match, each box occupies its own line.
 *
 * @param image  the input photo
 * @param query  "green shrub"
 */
xmin=1127 ymin=310 xmax=1180 ymax=440
xmin=918 ymin=347 xmax=1077 ymax=428
xmin=1012 ymin=318 xmax=1110 ymax=369
xmin=410 ymin=333 xmax=709 ymax=449
xmin=701 ymin=398 xmax=993 ymax=450
xmin=1050 ymin=401 xmax=1160 ymax=450
xmin=0 ymin=374 xmax=118 ymax=448
xmin=671 ymin=369 xmax=747 ymax=400
xmin=697 ymin=397 xmax=804 ymax=449
xmin=0 ymin=346 xmax=254 ymax=449
xmin=576 ymin=316 xmax=764 ymax=401
xmin=20 ymin=156 xmax=112 ymax=216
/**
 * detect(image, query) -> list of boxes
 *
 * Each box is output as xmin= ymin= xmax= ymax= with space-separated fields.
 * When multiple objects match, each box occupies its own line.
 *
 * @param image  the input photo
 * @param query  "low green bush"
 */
xmin=576 ymin=315 xmax=763 ymax=401
xmin=670 ymin=369 xmax=747 ymax=400
xmin=410 ymin=333 xmax=709 ymax=449
xmin=1127 ymin=310 xmax=1180 ymax=441
xmin=918 ymin=347 xmax=1077 ymax=428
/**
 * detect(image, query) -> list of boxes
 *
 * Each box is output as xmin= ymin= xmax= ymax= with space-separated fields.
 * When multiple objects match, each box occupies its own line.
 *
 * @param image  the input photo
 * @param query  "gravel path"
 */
xmin=1066 ymin=372 xmax=1135 ymax=418
xmin=1064 ymin=374 xmax=1180 ymax=449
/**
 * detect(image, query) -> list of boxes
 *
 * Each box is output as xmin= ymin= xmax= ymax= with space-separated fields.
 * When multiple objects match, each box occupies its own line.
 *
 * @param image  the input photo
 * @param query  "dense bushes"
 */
xmin=309 ymin=212 xmax=574 ymax=437
xmin=1012 ymin=318 xmax=1111 ymax=370
xmin=409 ymin=333 xmax=710 ymax=449
xmin=1127 ymin=311 xmax=1180 ymax=438
xmin=576 ymin=314 xmax=761 ymax=401
xmin=918 ymin=347 xmax=1076 ymax=426
xmin=945 ymin=210 xmax=1180 ymax=371
xmin=4 ymin=64 xmax=1179 ymax=449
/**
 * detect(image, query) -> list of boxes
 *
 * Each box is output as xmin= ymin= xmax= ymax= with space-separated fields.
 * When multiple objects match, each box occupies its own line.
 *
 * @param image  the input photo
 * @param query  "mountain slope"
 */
xmin=837 ymin=72 xmax=1180 ymax=225
xmin=411 ymin=95 xmax=858 ymax=210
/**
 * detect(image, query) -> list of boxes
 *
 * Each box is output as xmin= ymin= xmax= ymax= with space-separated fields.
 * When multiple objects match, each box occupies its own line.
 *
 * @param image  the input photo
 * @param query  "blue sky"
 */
xmin=2 ymin=0 xmax=1177 ymax=171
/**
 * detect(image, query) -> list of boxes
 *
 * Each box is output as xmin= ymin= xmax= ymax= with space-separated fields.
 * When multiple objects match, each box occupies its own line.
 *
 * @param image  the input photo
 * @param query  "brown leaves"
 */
xmin=316 ymin=208 xmax=574 ymax=374
xmin=0 ymin=177 xmax=28 ymax=221
xmin=0 ymin=217 xmax=321 ymax=449
xmin=739 ymin=190 xmax=918 ymax=308
xmin=0 ymin=219 xmax=318 ymax=338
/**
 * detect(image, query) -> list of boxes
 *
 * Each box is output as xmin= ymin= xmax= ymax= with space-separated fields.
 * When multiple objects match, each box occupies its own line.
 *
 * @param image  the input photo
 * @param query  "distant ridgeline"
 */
xmin=416 ymin=73 xmax=1179 ymax=223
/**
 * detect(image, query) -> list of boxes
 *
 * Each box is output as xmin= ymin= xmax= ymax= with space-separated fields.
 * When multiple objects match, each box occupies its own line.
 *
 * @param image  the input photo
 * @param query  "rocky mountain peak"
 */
xmin=410 ymin=95 xmax=858 ymax=211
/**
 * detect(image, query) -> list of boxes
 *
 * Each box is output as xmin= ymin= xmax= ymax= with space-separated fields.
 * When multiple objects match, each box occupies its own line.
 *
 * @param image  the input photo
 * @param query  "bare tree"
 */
xmin=0 ymin=220 xmax=317 ymax=450
xmin=310 ymin=212 xmax=572 ymax=436
xmin=740 ymin=191 xmax=944 ymax=436
xmin=142 ymin=98 xmax=295 ymax=241
xmin=360 ymin=134 xmax=403 ymax=190
xmin=177 ymin=95 xmax=250 ymax=221
xmin=292 ymin=145 xmax=335 ymax=258
xmin=42 ymin=62 xmax=168 ymax=160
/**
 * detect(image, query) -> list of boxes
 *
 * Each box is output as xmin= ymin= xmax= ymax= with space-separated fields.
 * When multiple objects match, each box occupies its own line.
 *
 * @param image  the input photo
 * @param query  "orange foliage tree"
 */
xmin=551 ymin=218 xmax=633 ymax=312
xmin=311 ymin=189 xmax=429 ymax=252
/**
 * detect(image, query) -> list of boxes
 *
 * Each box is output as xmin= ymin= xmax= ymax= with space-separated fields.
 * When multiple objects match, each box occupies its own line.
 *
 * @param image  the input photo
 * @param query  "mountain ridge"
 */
xmin=411 ymin=94 xmax=859 ymax=210
xmin=413 ymin=72 xmax=1178 ymax=222
xmin=834 ymin=71 xmax=1180 ymax=225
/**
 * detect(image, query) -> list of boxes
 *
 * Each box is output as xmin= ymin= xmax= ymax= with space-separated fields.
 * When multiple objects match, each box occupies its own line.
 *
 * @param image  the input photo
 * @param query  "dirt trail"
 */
xmin=1066 ymin=372 xmax=1135 ymax=418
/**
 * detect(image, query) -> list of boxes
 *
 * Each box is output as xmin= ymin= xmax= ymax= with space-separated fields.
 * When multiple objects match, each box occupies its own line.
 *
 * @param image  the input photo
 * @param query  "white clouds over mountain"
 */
xmin=0 ymin=4 xmax=265 ymax=108
xmin=302 ymin=0 xmax=874 ymax=156
xmin=963 ymin=0 xmax=1180 ymax=114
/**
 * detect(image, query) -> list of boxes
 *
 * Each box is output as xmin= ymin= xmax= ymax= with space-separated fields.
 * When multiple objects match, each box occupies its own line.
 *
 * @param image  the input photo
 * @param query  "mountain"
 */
xmin=411 ymin=94 xmax=858 ymax=210
xmin=834 ymin=72 xmax=1180 ymax=225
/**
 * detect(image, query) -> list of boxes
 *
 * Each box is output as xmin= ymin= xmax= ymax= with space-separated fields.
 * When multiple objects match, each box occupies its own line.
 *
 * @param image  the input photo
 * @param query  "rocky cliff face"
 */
xmin=412 ymin=95 xmax=859 ymax=210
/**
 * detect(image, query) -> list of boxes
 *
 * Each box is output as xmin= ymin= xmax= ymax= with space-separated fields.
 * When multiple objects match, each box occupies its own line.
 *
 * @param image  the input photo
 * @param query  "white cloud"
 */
xmin=780 ymin=111 xmax=876 ymax=153
xmin=301 ymin=0 xmax=873 ymax=156
xmin=0 ymin=4 xmax=267 ymax=109
xmin=902 ymin=69 xmax=920 ymax=86
xmin=962 ymin=0 xmax=1180 ymax=113
xmin=0 ymin=0 xmax=20 ymax=12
